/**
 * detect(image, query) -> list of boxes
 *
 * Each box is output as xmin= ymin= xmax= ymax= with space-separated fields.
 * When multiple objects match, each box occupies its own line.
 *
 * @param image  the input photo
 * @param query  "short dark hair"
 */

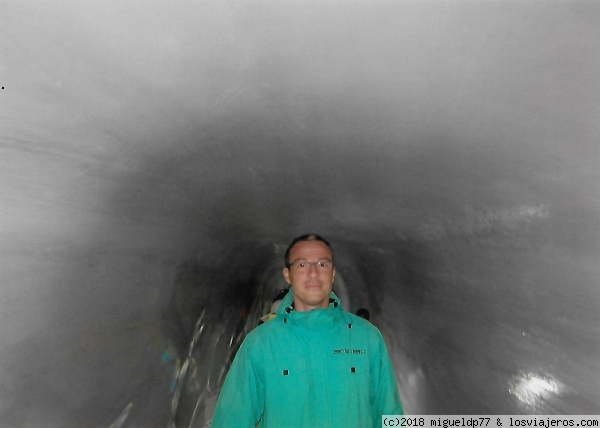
xmin=284 ymin=234 xmax=334 ymax=268
xmin=356 ymin=308 xmax=370 ymax=320
xmin=272 ymin=287 xmax=290 ymax=303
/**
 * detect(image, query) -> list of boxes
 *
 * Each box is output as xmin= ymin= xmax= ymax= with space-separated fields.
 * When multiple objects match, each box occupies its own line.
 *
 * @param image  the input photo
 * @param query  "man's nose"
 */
xmin=307 ymin=262 xmax=319 ymax=276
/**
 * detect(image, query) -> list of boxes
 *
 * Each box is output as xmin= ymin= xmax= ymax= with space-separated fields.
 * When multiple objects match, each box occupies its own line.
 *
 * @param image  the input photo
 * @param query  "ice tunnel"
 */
xmin=2 ymin=1 xmax=600 ymax=426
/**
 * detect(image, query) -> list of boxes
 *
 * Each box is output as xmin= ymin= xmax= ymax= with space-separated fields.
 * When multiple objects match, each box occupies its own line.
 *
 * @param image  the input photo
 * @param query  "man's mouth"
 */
xmin=305 ymin=283 xmax=322 ymax=288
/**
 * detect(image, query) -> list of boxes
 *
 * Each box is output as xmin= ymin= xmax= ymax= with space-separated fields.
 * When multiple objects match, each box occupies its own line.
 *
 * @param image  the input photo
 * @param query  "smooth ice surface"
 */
xmin=1 ymin=1 xmax=600 ymax=426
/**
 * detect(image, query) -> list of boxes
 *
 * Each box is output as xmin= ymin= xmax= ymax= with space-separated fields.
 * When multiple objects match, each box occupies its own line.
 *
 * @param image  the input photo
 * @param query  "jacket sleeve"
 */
xmin=211 ymin=334 xmax=265 ymax=428
xmin=371 ymin=330 xmax=404 ymax=425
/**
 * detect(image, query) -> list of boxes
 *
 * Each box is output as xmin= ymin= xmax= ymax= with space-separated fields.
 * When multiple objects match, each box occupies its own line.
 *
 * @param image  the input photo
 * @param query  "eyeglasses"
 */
xmin=288 ymin=259 xmax=334 ymax=272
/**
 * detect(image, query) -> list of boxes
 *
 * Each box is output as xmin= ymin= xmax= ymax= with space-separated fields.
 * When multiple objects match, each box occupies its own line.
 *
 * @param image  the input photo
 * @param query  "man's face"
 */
xmin=283 ymin=240 xmax=336 ymax=312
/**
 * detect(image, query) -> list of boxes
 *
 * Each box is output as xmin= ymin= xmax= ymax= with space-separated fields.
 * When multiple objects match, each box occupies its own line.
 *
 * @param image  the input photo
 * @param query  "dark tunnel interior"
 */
xmin=2 ymin=1 xmax=600 ymax=426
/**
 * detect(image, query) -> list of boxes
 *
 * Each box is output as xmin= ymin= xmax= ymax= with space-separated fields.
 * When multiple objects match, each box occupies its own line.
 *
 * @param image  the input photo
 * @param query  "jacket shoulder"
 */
xmin=243 ymin=316 xmax=285 ymax=344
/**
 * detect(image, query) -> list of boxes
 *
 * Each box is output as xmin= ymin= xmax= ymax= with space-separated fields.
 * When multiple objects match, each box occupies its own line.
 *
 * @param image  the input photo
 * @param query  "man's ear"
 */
xmin=283 ymin=267 xmax=291 ymax=284
xmin=332 ymin=267 xmax=336 ymax=283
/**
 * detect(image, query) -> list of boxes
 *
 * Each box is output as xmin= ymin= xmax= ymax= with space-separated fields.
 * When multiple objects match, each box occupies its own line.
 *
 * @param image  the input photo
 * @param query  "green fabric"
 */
xmin=212 ymin=291 xmax=403 ymax=428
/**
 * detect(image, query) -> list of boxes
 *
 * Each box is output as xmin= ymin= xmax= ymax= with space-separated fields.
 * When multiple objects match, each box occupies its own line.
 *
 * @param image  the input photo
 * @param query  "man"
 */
xmin=259 ymin=287 xmax=290 ymax=324
xmin=212 ymin=234 xmax=403 ymax=427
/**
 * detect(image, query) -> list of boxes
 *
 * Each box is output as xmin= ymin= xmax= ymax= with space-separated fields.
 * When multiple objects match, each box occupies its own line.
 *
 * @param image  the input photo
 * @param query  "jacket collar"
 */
xmin=276 ymin=289 xmax=342 ymax=316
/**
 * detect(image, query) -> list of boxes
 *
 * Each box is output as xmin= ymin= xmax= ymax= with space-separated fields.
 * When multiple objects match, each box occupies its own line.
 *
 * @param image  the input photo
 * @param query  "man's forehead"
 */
xmin=289 ymin=240 xmax=333 ymax=258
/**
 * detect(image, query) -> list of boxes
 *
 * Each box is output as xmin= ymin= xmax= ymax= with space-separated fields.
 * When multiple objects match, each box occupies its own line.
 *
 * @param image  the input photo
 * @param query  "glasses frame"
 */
xmin=288 ymin=259 xmax=334 ymax=271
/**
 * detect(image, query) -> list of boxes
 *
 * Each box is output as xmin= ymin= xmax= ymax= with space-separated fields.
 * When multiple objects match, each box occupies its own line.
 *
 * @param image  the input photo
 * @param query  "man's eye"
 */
xmin=298 ymin=262 xmax=306 ymax=268
xmin=318 ymin=262 xmax=327 ymax=268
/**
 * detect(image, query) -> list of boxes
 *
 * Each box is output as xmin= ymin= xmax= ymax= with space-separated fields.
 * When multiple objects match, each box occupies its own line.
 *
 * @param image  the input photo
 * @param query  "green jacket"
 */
xmin=212 ymin=291 xmax=403 ymax=427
